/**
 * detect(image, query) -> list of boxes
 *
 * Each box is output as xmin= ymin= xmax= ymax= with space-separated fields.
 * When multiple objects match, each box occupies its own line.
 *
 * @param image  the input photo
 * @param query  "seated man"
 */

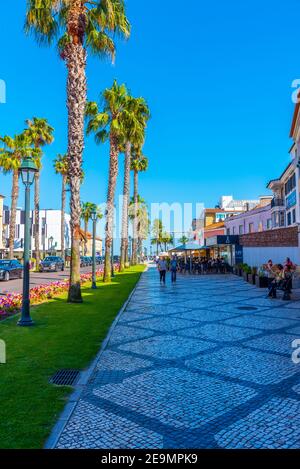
xmin=281 ymin=265 xmax=293 ymax=301
xmin=267 ymin=264 xmax=285 ymax=299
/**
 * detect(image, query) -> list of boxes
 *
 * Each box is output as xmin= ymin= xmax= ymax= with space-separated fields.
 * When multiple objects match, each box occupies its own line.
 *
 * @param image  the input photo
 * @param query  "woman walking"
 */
xmin=157 ymin=257 xmax=167 ymax=285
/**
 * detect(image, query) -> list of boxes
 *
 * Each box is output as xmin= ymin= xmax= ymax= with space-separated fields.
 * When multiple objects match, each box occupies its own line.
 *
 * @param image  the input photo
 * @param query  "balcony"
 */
xmin=271 ymin=198 xmax=285 ymax=208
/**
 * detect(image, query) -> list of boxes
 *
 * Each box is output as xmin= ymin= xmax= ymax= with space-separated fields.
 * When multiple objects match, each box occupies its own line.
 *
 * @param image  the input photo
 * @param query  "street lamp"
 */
xmin=48 ymin=236 xmax=54 ymax=254
xmin=18 ymin=156 xmax=38 ymax=327
xmin=91 ymin=209 xmax=98 ymax=289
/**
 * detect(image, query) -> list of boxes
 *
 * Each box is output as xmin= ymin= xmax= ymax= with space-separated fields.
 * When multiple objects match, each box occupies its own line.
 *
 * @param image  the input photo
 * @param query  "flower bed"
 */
xmin=0 ymin=265 xmax=118 ymax=321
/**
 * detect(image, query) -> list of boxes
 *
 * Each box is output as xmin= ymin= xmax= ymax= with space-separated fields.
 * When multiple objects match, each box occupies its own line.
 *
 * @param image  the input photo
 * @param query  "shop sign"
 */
xmin=216 ymin=235 xmax=240 ymax=245
xmin=286 ymin=190 xmax=297 ymax=210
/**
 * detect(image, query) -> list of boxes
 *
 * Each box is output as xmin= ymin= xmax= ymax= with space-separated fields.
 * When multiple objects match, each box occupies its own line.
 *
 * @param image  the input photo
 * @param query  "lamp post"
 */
xmin=91 ymin=209 xmax=97 ymax=289
xmin=18 ymin=157 xmax=38 ymax=327
xmin=49 ymin=236 xmax=54 ymax=255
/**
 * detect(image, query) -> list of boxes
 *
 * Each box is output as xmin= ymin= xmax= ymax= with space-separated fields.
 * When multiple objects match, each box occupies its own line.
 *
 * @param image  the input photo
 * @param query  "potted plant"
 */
xmin=236 ymin=263 xmax=243 ymax=276
xmin=249 ymin=266 xmax=257 ymax=285
xmin=255 ymin=267 xmax=269 ymax=288
xmin=242 ymin=264 xmax=251 ymax=282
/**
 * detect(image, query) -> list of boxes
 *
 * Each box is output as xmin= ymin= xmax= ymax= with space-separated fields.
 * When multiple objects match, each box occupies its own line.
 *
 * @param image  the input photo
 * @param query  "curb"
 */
xmin=44 ymin=266 xmax=148 ymax=449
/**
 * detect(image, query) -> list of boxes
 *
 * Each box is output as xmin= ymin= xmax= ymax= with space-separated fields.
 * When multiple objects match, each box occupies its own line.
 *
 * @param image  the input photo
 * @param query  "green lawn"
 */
xmin=0 ymin=265 xmax=145 ymax=449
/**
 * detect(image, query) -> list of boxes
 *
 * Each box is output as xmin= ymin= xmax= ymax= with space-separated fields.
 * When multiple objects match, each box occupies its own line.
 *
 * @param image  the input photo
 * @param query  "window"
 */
xmin=267 ymin=219 xmax=272 ymax=230
xmin=287 ymin=212 xmax=292 ymax=226
xmin=292 ymin=209 xmax=296 ymax=224
xmin=226 ymin=228 xmax=230 ymax=235
xmin=249 ymin=223 xmax=254 ymax=233
xmin=279 ymin=211 xmax=285 ymax=227
xmin=232 ymin=227 xmax=235 ymax=235
xmin=285 ymin=173 xmax=296 ymax=195
xmin=239 ymin=225 xmax=244 ymax=235
xmin=258 ymin=222 xmax=263 ymax=232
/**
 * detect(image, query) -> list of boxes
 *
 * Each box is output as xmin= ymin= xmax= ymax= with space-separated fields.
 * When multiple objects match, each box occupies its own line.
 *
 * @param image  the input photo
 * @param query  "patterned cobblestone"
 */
xmin=215 ymin=398 xmax=300 ymax=449
xmin=93 ymin=368 xmax=257 ymax=429
xmin=118 ymin=335 xmax=213 ymax=359
xmin=55 ymin=267 xmax=300 ymax=449
xmin=178 ymin=323 xmax=261 ymax=342
xmin=56 ymin=400 xmax=163 ymax=449
xmin=186 ymin=346 xmax=298 ymax=384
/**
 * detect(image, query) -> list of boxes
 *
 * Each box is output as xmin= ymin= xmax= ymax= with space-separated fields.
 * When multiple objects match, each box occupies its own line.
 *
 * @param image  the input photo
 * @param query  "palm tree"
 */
xmin=54 ymin=154 xmax=69 ymax=261
xmin=81 ymin=201 xmax=96 ymax=254
xmin=119 ymin=96 xmax=150 ymax=271
xmin=161 ymin=232 xmax=174 ymax=252
xmin=0 ymin=134 xmax=40 ymax=259
xmin=130 ymin=149 xmax=148 ymax=265
xmin=25 ymin=117 xmax=54 ymax=269
xmin=86 ymin=80 xmax=129 ymax=282
xmin=151 ymin=219 xmax=164 ymax=255
xmin=179 ymin=235 xmax=189 ymax=245
xmin=25 ymin=0 xmax=130 ymax=302
xmin=129 ymin=195 xmax=149 ymax=260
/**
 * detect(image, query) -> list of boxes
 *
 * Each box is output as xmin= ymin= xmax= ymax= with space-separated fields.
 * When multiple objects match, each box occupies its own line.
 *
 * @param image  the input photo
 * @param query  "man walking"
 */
xmin=170 ymin=256 xmax=178 ymax=283
xmin=158 ymin=257 xmax=167 ymax=285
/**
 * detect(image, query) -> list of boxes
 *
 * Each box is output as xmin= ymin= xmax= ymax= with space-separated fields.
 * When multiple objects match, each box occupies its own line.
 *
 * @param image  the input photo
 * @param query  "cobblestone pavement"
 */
xmin=55 ymin=266 xmax=300 ymax=449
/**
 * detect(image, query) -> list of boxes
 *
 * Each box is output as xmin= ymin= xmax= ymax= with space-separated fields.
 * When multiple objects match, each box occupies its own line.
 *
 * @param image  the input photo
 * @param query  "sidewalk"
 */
xmin=53 ymin=266 xmax=300 ymax=449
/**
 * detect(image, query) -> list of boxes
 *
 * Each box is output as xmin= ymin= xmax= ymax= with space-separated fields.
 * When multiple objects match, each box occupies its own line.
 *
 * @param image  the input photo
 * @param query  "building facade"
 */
xmin=266 ymin=98 xmax=300 ymax=234
xmin=3 ymin=208 xmax=71 ymax=257
xmin=219 ymin=195 xmax=259 ymax=212
xmin=225 ymin=197 xmax=273 ymax=236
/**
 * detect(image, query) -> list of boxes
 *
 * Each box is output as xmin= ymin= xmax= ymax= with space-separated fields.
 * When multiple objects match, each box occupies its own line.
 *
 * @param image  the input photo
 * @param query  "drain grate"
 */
xmin=50 ymin=369 xmax=80 ymax=386
xmin=237 ymin=306 xmax=258 ymax=311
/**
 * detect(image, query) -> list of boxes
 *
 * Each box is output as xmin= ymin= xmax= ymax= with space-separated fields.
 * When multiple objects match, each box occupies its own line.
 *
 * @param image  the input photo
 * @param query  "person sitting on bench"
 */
xmin=282 ymin=265 xmax=293 ymax=300
xmin=267 ymin=264 xmax=285 ymax=299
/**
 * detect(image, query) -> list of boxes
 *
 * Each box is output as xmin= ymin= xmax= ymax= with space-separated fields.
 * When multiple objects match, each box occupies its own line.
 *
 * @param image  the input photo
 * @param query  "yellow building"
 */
xmin=80 ymin=230 xmax=103 ymax=256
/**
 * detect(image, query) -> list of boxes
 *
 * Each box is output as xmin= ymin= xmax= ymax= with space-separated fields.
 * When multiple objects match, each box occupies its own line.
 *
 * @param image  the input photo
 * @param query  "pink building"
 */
xmin=225 ymin=197 xmax=273 ymax=236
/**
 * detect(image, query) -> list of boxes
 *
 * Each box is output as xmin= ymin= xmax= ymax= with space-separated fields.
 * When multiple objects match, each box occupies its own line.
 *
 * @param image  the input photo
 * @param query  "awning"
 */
xmin=168 ymin=242 xmax=205 ymax=252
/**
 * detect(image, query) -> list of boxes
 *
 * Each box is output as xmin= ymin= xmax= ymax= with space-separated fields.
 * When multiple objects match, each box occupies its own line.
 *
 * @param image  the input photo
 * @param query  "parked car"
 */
xmin=85 ymin=256 xmax=93 ymax=266
xmin=40 ymin=256 xmax=64 ymax=272
xmin=0 ymin=259 xmax=23 ymax=281
xmin=80 ymin=256 xmax=88 ymax=268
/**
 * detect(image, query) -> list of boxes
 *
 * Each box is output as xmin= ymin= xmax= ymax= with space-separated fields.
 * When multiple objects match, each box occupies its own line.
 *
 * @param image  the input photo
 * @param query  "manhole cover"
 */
xmin=237 ymin=306 xmax=258 ymax=311
xmin=50 ymin=369 xmax=80 ymax=386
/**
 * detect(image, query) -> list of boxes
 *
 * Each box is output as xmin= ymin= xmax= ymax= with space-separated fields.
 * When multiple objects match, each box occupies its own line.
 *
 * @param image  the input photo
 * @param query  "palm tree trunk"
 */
xmin=131 ymin=169 xmax=138 ymax=265
xmin=84 ymin=220 xmax=88 ymax=255
xmin=34 ymin=172 xmax=40 ymax=270
xmin=138 ymin=237 xmax=142 ymax=259
xmin=61 ymin=175 xmax=66 ymax=261
xmin=103 ymin=135 xmax=119 ymax=282
xmin=120 ymin=141 xmax=131 ymax=272
xmin=9 ymin=169 xmax=19 ymax=259
xmin=65 ymin=3 xmax=87 ymax=303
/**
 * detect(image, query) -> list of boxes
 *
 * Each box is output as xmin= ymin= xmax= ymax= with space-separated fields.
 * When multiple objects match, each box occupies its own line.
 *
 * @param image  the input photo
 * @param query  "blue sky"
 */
xmin=0 ymin=0 xmax=299 ymax=215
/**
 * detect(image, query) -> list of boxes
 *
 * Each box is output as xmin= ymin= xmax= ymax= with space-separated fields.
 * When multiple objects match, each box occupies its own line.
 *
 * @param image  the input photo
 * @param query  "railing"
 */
xmin=271 ymin=198 xmax=285 ymax=208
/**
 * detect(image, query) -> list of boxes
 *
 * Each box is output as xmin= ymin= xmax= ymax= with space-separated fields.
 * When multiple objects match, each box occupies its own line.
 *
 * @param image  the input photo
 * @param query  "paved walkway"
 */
xmin=55 ymin=266 xmax=300 ymax=449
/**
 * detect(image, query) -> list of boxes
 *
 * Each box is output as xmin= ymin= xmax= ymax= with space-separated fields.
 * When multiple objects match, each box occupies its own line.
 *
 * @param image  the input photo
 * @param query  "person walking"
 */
xmin=170 ymin=256 xmax=178 ymax=283
xmin=157 ymin=257 xmax=167 ymax=285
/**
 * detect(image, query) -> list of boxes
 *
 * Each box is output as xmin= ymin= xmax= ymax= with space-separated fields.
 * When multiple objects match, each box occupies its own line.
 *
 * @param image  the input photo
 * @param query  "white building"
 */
xmin=219 ymin=195 xmax=260 ymax=212
xmin=267 ymin=99 xmax=300 ymax=231
xmin=3 ymin=208 xmax=71 ymax=256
